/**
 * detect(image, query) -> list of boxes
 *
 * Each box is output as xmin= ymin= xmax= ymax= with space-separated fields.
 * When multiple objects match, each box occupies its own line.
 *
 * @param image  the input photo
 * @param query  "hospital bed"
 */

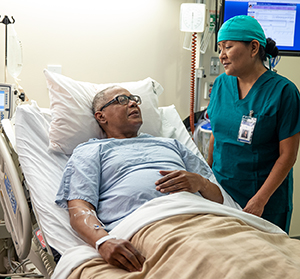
xmin=0 ymin=70 xmax=300 ymax=279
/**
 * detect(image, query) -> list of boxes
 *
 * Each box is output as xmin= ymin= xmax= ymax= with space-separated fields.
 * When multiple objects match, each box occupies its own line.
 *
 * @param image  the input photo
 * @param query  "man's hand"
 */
xmin=155 ymin=170 xmax=202 ymax=194
xmin=99 ymin=238 xmax=145 ymax=272
xmin=155 ymin=170 xmax=224 ymax=204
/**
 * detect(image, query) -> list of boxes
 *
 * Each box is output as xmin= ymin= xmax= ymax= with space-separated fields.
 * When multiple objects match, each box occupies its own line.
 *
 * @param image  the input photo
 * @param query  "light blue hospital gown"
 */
xmin=56 ymin=133 xmax=212 ymax=231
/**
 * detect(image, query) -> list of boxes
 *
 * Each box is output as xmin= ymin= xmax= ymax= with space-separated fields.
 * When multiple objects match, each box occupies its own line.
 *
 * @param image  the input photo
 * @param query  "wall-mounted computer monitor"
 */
xmin=222 ymin=0 xmax=300 ymax=56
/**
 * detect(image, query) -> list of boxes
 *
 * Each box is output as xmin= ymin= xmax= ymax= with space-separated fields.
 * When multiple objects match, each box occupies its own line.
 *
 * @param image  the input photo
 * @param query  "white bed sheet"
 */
xmin=15 ymin=102 xmax=86 ymax=253
xmin=14 ymin=101 xmax=285 ymax=279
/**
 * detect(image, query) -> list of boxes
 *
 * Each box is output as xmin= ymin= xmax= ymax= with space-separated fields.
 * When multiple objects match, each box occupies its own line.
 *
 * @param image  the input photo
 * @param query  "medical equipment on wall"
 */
xmin=180 ymin=3 xmax=206 ymax=135
xmin=200 ymin=6 xmax=221 ymax=54
xmin=0 ymin=15 xmax=26 ymax=121
xmin=200 ymin=19 xmax=215 ymax=54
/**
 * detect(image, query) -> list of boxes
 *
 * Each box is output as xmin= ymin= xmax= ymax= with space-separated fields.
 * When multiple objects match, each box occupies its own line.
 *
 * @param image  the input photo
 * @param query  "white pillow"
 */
xmin=44 ymin=69 xmax=164 ymax=155
xmin=159 ymin=105 xmax=201 ymax=157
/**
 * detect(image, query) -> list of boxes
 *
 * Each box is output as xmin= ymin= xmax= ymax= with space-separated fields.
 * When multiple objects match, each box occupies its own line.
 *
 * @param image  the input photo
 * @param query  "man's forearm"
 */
xmin=68 ymin=199 xmax=108 ymax=248
xmin=67 ymin=199 xmax=145 ymax=272
xmin=199 ymin=178 xmax=224 ymax=204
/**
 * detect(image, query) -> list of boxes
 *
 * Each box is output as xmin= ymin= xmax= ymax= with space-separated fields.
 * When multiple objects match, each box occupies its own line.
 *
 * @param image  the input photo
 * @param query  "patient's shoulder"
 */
xmin=72 ymin=138 xmax=104 ymax=155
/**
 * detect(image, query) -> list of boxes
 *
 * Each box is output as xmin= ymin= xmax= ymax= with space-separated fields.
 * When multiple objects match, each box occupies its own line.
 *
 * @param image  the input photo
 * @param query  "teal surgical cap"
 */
xmin=217 ymin=15 xmax=267 ymax=48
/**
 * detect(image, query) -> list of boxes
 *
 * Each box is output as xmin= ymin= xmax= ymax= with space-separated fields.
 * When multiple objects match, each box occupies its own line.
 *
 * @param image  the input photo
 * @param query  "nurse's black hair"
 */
xmin=259 ymin=38 xmax=279 ymax=61
xmin=244 ymin=38 xmax=279 ymax=62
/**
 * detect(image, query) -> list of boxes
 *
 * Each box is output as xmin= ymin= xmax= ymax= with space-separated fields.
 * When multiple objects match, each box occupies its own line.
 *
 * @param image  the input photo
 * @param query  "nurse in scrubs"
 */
xmin=207 ymin=15 xmax=300 ymax=233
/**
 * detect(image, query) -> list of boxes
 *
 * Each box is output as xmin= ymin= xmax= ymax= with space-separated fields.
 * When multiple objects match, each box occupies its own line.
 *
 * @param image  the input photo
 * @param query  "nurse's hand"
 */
xmin=243 ymin=196 xmax=265 ymax=217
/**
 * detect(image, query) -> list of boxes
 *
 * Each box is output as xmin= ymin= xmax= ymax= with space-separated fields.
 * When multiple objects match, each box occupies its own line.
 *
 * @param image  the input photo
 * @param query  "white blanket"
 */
xmin=52 ymin=191 xmax=285 ymax=279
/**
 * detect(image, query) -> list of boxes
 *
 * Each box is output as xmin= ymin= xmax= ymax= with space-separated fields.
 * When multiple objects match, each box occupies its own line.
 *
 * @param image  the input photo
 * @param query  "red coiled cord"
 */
xmin=190 ymin=32 xmax=197 ymax=135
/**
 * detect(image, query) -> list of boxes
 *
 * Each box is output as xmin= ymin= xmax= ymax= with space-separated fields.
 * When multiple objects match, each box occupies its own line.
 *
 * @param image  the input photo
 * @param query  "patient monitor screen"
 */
xmin=0 ymin=90 xmax=5 ymax=111
xmin=223 ymin=0 xmax=300 ymax=55
xmin=0 ymin=85 xmax=12 ymax=120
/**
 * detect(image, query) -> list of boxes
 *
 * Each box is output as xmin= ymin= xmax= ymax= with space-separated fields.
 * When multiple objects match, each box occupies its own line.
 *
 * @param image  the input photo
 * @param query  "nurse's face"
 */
xmin=218 ymin=40 xmax=253 ymax=77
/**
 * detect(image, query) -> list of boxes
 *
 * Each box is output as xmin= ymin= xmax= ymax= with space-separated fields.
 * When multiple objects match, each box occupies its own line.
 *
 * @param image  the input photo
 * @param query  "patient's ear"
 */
xmin=94 ymin=111 xmax=107 ymax=125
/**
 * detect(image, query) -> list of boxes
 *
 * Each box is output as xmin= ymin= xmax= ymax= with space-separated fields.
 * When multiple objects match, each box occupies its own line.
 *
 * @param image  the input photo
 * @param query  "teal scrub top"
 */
xmin=207 ymin=70 xmax=300 ymax=215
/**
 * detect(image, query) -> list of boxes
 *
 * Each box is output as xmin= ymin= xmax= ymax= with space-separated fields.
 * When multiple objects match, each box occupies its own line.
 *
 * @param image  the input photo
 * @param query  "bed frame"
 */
xmin=0 ymin=123 xmax=55 ymax=278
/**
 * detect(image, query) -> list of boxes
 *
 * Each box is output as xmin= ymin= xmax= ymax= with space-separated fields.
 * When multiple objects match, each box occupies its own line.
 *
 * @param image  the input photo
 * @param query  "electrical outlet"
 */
xmin=210 ymin=57 xmax=220 ymax=76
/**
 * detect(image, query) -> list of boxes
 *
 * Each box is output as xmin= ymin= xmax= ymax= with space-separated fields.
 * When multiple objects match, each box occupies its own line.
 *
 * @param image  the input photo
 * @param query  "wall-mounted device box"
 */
xmin=180 ymin=3 xmax=206 ymax=33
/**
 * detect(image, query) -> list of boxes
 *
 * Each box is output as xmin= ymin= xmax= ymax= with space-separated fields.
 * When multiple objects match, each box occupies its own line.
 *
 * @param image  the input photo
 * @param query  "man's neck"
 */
xmin=106 ymin=131 xmax=138 ymax=139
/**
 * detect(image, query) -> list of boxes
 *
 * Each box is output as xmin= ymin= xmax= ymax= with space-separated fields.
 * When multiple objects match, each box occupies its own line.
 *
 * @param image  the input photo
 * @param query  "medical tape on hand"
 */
xmin=69 ymin=206 xmax=105 ymax=230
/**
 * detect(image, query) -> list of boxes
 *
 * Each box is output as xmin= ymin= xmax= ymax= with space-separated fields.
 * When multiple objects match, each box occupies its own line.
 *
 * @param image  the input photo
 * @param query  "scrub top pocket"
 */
xmin=252 ymin=113 xmax=277 ymax=146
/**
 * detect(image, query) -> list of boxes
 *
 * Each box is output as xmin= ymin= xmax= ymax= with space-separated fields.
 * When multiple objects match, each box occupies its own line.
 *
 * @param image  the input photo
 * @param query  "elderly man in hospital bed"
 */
xmin=56 ymin=85 xmax=225 ymax=272
xmin=54 ymin=85 xmax=300 ymax=279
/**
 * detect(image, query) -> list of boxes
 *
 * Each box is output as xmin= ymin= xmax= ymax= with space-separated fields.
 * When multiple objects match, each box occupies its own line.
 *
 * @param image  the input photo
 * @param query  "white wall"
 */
xmin=0 ymin=0 xmax=193 ymax=118
xmin=0 ymin=0 xmax=299 ymax=236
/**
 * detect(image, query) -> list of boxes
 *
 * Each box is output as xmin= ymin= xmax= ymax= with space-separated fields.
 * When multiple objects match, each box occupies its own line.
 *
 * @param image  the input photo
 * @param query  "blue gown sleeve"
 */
xmin=55 ymin=143 xmax=101 ymax=210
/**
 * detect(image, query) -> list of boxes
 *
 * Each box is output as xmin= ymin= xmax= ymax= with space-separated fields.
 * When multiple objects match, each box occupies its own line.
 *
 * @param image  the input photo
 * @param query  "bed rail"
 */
xmin=0 ymin=124 xmax=56 ymax=278
xmin=0 ymin=129 xmax=31 ymax=260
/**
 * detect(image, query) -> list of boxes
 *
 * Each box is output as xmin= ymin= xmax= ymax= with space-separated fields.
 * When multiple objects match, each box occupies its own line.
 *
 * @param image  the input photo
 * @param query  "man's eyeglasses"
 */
xmin=99 ymin=94 xmax=142 ymax=111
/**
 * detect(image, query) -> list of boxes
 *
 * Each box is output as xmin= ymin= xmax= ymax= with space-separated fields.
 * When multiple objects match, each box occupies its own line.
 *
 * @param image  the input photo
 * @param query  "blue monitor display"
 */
xmin=222 ymin=0 xmax=300 ymax=56
xmin=0 ymin=91 xmax=4 ymax=111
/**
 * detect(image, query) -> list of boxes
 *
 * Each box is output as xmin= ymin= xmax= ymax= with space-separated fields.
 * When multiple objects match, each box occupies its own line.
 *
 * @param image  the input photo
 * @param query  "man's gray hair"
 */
xmin=92 ymin=85 xmax=120 ymax=115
